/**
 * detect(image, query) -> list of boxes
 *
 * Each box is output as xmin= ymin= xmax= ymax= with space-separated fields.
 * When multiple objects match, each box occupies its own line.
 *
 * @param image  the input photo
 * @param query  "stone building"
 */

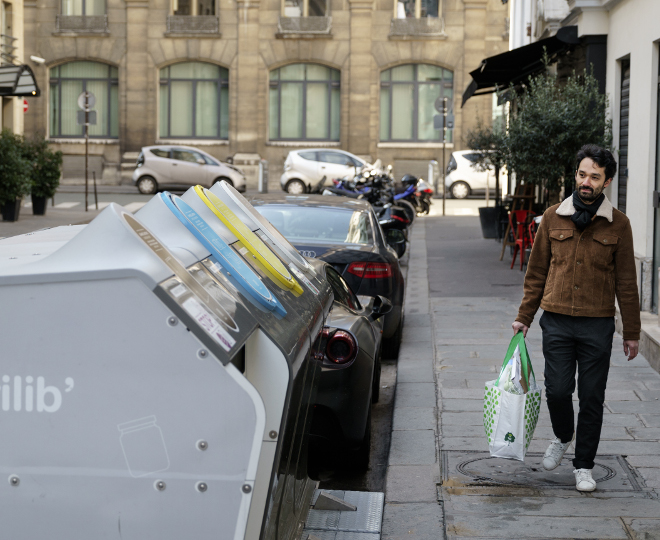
xmin=23 ymin=0 xmax=508 ymax=186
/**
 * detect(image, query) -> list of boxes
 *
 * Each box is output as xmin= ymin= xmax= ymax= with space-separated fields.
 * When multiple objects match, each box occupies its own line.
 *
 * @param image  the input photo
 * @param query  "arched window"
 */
xmin=379 ymin=64 xmax=453 ymax=142
xmin=159 ymin=62 xmax=229 ymax=139
xmin=49 ymin=61 xmax=118 ymax=138
xmin=269 ymin=63 xmax=340 ymax=141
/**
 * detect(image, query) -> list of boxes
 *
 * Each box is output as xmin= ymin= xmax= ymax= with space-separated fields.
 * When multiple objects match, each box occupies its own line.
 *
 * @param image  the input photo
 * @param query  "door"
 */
xmin=318 ymin=151 xmax=357 ymax=182
xmin=171 ymin=148 xmax=210 ymax=186
xmin=145 ymin=147 xmax=174 ymax=183
xmin=618 ymin=60 xmax=631 ymax=213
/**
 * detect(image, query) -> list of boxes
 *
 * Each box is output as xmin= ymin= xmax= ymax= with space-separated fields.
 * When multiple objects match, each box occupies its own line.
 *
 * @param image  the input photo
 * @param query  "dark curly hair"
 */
xmin=575 ymin=144 xmax=617 ymax=181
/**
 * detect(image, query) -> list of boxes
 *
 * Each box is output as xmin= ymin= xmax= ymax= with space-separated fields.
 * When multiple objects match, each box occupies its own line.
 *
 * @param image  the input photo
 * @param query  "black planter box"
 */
xmin=478 ymin=207 xmax=499 ymax=239
xmin=32 ymin=195 xmax=48 ymax=216
xmin=1 ymin=199 xmax=22 ymax=222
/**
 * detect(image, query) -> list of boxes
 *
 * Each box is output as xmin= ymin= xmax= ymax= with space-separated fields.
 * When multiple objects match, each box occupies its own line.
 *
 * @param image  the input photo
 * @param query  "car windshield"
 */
xmin=255 ymin=205 xmax=373 ymax=245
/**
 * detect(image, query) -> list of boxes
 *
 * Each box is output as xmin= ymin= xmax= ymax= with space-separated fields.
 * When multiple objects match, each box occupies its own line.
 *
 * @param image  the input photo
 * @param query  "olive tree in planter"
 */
xmin=0 ymin=130 xmax=31 ymax=222
xmin=23 ymin=137 xmax=63 ymax=216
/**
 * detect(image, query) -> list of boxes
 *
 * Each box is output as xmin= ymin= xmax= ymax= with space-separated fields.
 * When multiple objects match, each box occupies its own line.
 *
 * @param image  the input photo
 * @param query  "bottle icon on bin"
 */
xmin=118 ymin=416 xmax=170 ymax=478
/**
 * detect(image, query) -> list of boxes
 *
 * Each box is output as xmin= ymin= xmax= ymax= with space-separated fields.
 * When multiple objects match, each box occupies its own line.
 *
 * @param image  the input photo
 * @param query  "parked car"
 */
xmin=132 ymin=145 xmax=246 ymax=194
xmin=280 ymin=149 xmax=369 ymax=194
xmin=445 ymin=149 xmax=508 ymax=199
xmin=248 ymin=193 xmax=405 ymax=356
xmin=310 ymin=267 xmax=391 ymax=473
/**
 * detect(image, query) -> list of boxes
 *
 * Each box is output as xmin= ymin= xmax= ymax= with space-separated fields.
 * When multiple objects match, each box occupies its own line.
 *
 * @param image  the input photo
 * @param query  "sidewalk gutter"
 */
xmin=381 ymin=219 xmax=445 ymax=539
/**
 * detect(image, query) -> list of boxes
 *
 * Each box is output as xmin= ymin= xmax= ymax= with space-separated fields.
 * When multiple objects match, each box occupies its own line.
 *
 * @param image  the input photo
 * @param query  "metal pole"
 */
xmin=93 ymin=171 xmax=98 ymax=210
xmin=442 ymin=97 xmax=447 ymax=217
xmin=85 ymin=92 xmax=89 ymax=212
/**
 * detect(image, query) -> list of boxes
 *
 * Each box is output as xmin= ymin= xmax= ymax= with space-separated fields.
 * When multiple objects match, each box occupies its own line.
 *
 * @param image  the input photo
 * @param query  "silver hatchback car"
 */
xmin=132 ymin=145 xmax=246 ymax=194
xmin=280 ymin=149 xmax=368 ymax=194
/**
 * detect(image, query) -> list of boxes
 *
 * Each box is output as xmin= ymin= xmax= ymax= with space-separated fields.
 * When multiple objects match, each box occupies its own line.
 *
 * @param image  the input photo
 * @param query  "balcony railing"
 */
xmin=277 ymin=16 xmax=332 ymax=36
xmin=166 ymin=15 xmax=219 ymax=34
xmin=56 ymin=15 xmax=109 ymax=33
xmin=389 ymin=17 xmax=446 ymax=38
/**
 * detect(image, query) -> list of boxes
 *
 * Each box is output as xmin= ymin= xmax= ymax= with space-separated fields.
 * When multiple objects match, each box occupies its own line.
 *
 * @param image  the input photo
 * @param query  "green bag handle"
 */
xmin=495 ymin=332 xmax=535 ymax=391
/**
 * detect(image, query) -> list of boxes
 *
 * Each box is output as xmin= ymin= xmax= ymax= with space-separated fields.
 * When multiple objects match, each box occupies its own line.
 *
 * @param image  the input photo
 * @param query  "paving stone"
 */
xmin=625 ymin=519 xmax=660 ymax=540
xmin=635 ymin=390 xmax=660 ymax=401
xmin=627 ymin=427 xmax=660 ymax=440
xmin=401 ymin=313 xmax=431 ymax=328
xmin=389 ymin=430 xmax=437 ymax=465
xmin=607 ymin=401 xmax=660 ymax=414
xmin=381 ymin=502 xmax=444 ymax=539
xmin=437 ymin=364 xmax=498 ymax=373
xmin=637 ymin=467 xmax=660 ymax=488
xmin=440 ymin=388 xmax=484 ymax=399
xmin=393 ymin=407 xmax=436 ymax=431
xmin=441 ymin=412 xmax=484 ymax=425
xmin=441 ymin=399 xmax=488 ymax=412
xmin=397 ymin=341 xmax=435 ymax=359
xmin=438 ymin=379 xmax=468 ymax=389
xmin=625 ymin=455 xmax=660 ymax=468
xmin=441 ymin=437 xmax=487 ymax=451
xmin=595 ymin=440 xmax=660 ymax=455
xmin=384 ymin=465 xmax=440 ymax=503
xmin=395 ymin=382 xmax=436 ymax=408
xmin=604 ymin=390 xmax=641 ymax=401
xmin=397 ymin=359 xmax=434 ymax=383
xmin=640 ymin=414 xmax=660 ymax=427
xmin=445 ymin=514 xmax=629 ymax=539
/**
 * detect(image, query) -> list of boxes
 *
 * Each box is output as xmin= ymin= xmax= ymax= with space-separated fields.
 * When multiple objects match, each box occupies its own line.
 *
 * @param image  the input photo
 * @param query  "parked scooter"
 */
xmin=415 ymin=178 xmax=433 ymax=215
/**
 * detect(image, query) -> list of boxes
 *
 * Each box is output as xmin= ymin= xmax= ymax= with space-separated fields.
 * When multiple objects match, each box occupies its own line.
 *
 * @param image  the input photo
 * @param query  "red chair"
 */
xmin=509 ymin=210 xmax=535 ymax=270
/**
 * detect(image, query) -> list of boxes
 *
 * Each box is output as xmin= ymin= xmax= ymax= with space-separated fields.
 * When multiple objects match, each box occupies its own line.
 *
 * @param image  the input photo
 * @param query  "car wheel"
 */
xmin=137 ymin=176 xmax=158 ymax=195
xmin=213 ymin=176 xmax=233 ymax=187
xmin=382 ymin=315 xmax=403 ymax=360
xmin=285 ymin=179 xmax=306 ymax=194
xmin=450 ymin=181 xmax=470 ymax=199
xmin=349 ymin=408 xmax=371 ymax=473
xmin=372 ymin=348 xmax=382 ymax=404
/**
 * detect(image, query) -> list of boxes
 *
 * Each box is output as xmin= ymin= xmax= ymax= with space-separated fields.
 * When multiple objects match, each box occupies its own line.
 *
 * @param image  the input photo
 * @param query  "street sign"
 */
xmin=22 ymin=99 xmax=28 ymax=113
xmin=77 ymin=91 xmax=96 ymax=110
xmin=434 ymin=96 xmax=446 ymax=113
xmin=77 ymin=110 xmax=97 ymax=126
xmin=446 ymin=114 xmax=455 ymax=129
xmin=433 ymin=114 xmax=443 ymax=130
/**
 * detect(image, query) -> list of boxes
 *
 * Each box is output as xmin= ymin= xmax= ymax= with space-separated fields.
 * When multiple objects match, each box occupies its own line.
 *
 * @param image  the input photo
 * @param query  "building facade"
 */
xmin=23 ymin=0 xmax=508 ymax=185
xmin=1 ymin=0 xmax=26 ymax=134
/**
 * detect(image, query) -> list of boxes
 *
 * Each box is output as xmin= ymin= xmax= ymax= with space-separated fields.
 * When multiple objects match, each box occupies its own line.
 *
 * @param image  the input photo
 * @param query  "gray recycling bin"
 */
xmin=0 ymin=191 xmax=332 ymax=540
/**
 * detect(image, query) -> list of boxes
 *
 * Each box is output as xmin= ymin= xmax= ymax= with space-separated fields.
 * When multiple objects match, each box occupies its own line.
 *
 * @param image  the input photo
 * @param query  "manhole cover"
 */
xmin=443 ymin=451 xmax=643 ymax=492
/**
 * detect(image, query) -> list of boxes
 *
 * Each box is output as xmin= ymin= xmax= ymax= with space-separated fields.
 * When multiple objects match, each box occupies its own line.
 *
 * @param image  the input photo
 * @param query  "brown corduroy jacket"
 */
xmin=516 ymin=195 xmax=641 ymax=340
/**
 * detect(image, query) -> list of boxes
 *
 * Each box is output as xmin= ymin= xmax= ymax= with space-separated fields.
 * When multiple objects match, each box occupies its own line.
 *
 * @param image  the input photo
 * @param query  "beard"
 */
xmin=577 ymin=184 xmax=604 ymax=202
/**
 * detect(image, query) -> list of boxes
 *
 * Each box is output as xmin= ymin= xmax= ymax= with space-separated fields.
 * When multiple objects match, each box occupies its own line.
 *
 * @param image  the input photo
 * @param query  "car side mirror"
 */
xmin=196 ymin=158 xmax=206 ymax=165
xmin=369 ymin=295 xmax=393 ymax=321
xmin=385 ymin=229 xmax=405 ymax=247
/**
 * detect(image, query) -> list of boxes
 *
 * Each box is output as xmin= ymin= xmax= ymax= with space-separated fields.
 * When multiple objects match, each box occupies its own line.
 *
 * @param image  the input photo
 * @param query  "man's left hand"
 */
xmin=623 ymin=340 xmax=639 ymax=361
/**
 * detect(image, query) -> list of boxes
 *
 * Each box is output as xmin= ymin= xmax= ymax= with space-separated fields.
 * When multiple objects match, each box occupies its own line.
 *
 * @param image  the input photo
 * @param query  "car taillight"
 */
xmin=347 ymin=262 xmax=393 ymax=279
xmin=326 ymin=330 xmax=357 ymax=364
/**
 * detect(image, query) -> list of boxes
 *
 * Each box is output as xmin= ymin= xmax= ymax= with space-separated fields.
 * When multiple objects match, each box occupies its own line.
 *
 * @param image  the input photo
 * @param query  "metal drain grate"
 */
xmin=442 ymin=451 xmax=644 ymax=492
xmin=303 ymin=490 xmax=384 ymax=539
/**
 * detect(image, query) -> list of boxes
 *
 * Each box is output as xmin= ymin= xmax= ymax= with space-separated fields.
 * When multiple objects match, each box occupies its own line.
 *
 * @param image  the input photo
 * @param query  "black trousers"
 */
xmin=539 ymin=310 xmax=615 ymax=470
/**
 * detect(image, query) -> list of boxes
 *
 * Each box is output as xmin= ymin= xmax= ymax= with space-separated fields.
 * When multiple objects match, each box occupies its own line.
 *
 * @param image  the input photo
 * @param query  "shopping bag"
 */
xmin=483 ymin=332 xmax=542 ymax=461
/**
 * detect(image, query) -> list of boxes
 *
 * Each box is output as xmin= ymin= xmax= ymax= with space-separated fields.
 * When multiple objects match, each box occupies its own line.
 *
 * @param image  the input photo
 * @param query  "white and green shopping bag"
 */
xmin=483 ymin=332 xmax=542 ymax=461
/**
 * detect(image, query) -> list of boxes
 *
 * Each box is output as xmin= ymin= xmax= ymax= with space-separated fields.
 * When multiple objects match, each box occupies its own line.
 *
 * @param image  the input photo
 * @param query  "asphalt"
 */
xmin=381 ymin=214 xmax=660 ymax=540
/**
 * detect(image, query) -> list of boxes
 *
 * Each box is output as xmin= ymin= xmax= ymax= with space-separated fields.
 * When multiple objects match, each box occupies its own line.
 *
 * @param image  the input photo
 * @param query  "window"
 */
xmin=49 ymin=61 xmax=118 ymax=138
xmin=151 ymin=148 xmax=170 ymax=158
xmin=159 ymin=62 xmax=229 ymax=139
xmin=326 ymin=266 xmax=361 ymax=311
xmin=269 ymin=64 xmax=340 ymax=141
xmin=380 ymin=64 xmax=453 ymax=143
xmin=173 ymin=148 xmax=204 ymax=163
xmin=395 ymin=0 xmax=438 ymax=18
xmin=299 ymin=151 xmax=317 ymax=161
xmin=172 ymin=0 xmax=215 ymax=16
xmin=61 ymin=0 xmax=106 ymax=15
xmin=283 ymin=0 xmax=327 ymax=17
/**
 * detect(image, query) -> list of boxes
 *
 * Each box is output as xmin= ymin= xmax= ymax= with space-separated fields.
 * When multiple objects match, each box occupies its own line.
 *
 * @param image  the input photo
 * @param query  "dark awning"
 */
xmin=0 ymin=64 xmax=41 ymax=97
xmin=461 ymin=26 xmax=579 ymax=107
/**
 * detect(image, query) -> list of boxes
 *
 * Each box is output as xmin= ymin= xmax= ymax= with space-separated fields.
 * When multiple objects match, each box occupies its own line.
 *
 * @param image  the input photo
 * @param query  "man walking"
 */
xmin=512 ymin=144 xmax=640 ymax=492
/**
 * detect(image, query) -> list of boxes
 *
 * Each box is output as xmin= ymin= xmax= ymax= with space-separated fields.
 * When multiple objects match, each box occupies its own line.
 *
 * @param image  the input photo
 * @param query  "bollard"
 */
xmin=258 ymin=160 xmax=269 ymax=193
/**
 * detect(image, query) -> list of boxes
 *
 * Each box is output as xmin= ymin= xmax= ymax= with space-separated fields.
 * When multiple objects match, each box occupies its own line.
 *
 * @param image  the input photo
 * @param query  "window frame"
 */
xmin=159 ymin=62 xmax=229 ymax=140
xmin=269 ymin=63 xmax=340 ymax=142
xmin=392 ymin=0 xmax=440 ymax=19
xmin=170 ymin=0 xmax=216 ymax=16
xmin=281 ymin=0 xmax=328 ymax=17
xmin=49 ymin=61 xmax=118 ymax=139
xmin=379 ymin=63 xmax=453 ymax=143
xmin=60 ymin=0 xmax=107 ymax=16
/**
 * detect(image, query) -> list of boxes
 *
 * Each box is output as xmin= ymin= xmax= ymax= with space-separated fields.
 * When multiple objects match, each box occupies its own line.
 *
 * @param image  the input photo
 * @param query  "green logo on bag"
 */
xmin=504 ymin=432 xmax=515 ymax=445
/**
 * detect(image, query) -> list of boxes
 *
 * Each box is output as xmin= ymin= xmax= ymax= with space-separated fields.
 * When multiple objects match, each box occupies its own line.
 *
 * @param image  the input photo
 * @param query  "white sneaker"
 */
xmin=574 ymin=468 xmax=596 ymax=492
xmin=542 ymin=436 xmax=574 ymax=470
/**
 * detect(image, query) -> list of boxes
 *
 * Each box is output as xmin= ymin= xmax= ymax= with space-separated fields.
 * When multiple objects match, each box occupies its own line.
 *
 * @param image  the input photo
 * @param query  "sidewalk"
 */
xmin=382 ymin=215 xmax=660 ymax=540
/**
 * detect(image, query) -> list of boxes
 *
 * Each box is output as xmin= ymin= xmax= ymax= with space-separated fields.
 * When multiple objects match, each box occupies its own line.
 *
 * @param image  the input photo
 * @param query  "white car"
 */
xmin=280 ymin=149 xmax=369 ymax=194
xmin=132 ymin=145 xmax=246 ymax=194
xmin=445 ymin=150 xmax=508 ymax=199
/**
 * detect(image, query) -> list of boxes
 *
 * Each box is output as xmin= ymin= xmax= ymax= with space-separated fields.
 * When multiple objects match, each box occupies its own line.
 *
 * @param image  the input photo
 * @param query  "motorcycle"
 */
xmin=415 ymin=179 xmax=433 ymax=215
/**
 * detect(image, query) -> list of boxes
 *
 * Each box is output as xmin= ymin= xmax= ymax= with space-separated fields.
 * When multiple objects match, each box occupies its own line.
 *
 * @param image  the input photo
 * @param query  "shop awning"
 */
xmin=461 ymin=26 xmax=579 ymax=107
xmin=0 ymin=64 xmax=41 ymax=97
